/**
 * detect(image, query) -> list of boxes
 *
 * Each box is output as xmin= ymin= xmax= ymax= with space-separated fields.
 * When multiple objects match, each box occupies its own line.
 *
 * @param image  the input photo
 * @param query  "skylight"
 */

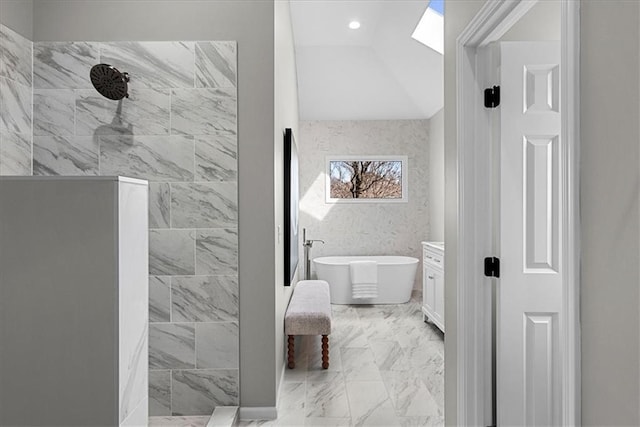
xmin=411 ymin=0 xmax=444 ymax=55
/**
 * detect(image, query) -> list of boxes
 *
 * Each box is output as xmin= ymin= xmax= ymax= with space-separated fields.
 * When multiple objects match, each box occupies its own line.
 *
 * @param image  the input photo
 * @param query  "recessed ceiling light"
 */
xmin=348 ymin=20 xmax=361 ymax=30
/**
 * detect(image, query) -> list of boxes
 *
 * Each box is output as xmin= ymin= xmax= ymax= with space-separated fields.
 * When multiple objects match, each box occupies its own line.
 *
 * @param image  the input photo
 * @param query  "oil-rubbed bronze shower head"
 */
xmin=90 ymin=64 xmax=130 ymax=101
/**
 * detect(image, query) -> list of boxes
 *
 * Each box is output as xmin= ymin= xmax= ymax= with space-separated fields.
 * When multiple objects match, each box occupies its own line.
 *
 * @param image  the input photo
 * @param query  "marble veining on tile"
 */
xmin=149 ymin=416 xmax=211 ymax=427
xmin=195 ymin=41 xmax=237 ymax=89
xmin=33 ymin=89 xmax=75 ymax=136
xmin=195 ymin=134 xmax=237 ymax=182
xmin=149 ymin=229 xmax=196 ymax=276
xmin=171 ymin=87 xmax=236 ymax=135
xmin=171 ymin=182 xmax=237 ymax=229
xmin=0 ymin=24 xmax=32 ymax=87
xmin=120 ymin=322 xmax=148 ymax=422
xmin=33 ymin=42 xmax=100 ymax=89
xmin=273 ymin=293 xmax=444 ymax=426
xmin=149 ymin=323 xmax=196 ymax=370
xmin=195 ymin=228 xmax=238 ymax=275
xmin=0 ymin=131 xmax=31 ymax=175
xmin=150 ymin=183 xmax=171 ymax=229
xmin=33 ymin=135 xmax=99 ymax=176
xmin=195 ymin=322 xmax=239 ymax=369
xmin=150 ymin=276 xmax=171 ymax=323
xmin=172 ymin=275 xmax=238 ymax=322
xmin=381 ymin=371 xmax=440 ymax=418
xmin=149 ymin=370 xmax=172 ymax=416
xmin=346 ymin=381 xmax=398 ymax=426
xmin=305 ymin=379 xmax=350 ymax=419
xmin=101 ymin=41 xmax=196 ymax=89
xmin=171 ymin=369 xmax=239 ymax=416
xmin=0 ymin=77 xmax=32 ymax=134
xmin=75 ymin=88 xmax=170 ymax=136
xmin=99 ymin=135 xmax=194 ymax=182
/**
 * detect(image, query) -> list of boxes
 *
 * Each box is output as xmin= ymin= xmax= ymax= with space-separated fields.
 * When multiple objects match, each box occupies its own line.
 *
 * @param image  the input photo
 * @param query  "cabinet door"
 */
xmin=434 ymin=270 xmax=445 ymax=332
xmin=424 ymin=266 xmax=436 ymax=313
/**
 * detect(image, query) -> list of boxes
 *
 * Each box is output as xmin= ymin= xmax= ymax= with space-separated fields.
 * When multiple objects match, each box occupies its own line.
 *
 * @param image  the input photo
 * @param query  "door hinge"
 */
xmin=484 ymin=257 xmax=500 ymax=278
xmin=484 ymin=85 xmax=500 ymax=108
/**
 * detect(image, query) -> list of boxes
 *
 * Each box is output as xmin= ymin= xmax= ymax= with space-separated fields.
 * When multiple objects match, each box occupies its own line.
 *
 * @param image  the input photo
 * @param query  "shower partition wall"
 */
xmin=0 ymin=24 xmax=240 ymax=417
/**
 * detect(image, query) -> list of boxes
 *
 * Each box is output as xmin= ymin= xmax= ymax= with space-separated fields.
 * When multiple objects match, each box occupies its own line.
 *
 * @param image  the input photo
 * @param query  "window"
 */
xmin=325 ymin=155 xmax=408 ymax=203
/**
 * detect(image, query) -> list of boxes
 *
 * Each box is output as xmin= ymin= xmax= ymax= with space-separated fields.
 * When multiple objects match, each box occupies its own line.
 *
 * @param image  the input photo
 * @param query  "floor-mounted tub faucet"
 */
xmin=303 ymin=228 xmax=324 ymax=280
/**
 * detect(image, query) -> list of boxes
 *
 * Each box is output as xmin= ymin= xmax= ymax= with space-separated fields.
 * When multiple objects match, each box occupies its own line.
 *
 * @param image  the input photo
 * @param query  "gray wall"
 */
xmin=32 ymin=0 xmax=277 ymax=411
xmin=445 ymin=1 xmax=640 ymax=425
xmin=580 ymin=2 xmax=639 ymax=425
xmin=428 ymin=109 xmax=444 ymax=242
xmin=274 ymin=0 xmax=300 ymax=404
xmin=0 ymin=0 xmax=33 ymax=39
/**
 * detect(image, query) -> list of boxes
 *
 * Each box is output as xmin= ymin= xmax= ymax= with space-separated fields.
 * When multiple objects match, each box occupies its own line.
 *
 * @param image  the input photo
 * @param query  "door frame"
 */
xmin=455 ymin=1 xmax=580 ymax=425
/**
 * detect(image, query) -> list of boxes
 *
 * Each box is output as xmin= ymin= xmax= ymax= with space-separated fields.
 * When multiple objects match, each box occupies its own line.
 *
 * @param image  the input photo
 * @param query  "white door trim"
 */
xmin=455 ymin=1 xmax=581 ymax=425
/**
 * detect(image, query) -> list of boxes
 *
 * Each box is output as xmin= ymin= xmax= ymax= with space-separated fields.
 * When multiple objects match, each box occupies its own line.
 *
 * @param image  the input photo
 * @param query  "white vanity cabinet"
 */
xmin=422 ymin=242 xmax=445 ymax=333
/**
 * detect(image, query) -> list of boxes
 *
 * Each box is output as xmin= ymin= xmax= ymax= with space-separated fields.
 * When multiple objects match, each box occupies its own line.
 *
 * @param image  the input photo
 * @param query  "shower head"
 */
xmin=90 ymin=64 xmax=130 ymax=101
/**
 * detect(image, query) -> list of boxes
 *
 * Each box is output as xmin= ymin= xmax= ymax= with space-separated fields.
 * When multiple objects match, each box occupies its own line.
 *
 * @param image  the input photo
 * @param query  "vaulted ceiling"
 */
xmin=290 ymin=0 xmax=443 ymax=121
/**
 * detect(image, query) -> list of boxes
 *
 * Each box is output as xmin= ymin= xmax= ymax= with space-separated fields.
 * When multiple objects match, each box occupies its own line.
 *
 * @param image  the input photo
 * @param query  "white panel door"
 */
xmin=498 ymin=41 xmax=562 ymax=427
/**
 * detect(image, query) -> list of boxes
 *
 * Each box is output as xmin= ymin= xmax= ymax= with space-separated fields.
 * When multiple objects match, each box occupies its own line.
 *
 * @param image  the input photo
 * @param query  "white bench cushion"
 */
xmin=285 ymin=280 xmax=331 ymax=336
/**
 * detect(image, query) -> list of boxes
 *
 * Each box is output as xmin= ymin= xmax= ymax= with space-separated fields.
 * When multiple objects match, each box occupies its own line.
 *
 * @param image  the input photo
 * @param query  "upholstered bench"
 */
xmin=284 ymin=280 xmax=332 ymax=369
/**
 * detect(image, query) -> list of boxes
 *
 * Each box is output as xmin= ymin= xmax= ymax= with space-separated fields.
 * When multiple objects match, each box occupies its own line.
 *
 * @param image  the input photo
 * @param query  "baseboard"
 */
xmin=238 ymin=407 xmax=277 ymax=421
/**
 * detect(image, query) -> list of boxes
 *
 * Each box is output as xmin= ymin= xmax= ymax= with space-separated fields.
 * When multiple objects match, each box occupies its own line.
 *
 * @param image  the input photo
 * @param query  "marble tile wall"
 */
xmin=28 ymin=39 xmax=239 ymax=417
xmin=299 ymin=120 xmax=431 ymax=288
xmin=0 ymin=24 xmax=33 ymax=175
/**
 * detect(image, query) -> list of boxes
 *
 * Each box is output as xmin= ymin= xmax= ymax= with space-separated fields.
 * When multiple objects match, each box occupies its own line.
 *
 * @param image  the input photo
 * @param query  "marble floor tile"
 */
xmin=305 ymin=418 xmax=353 ymax=427
xmin=369 ymin=341 xmax=408 ymax=372
xmin=269 ymin=293 xmax=444 ymax=427
xmin=397 ymin=415 xmax=444 ymax=427
xmin=278 ymin=382 xmax=306 ymax=411
xmin=340 ymin=348 xmax=383 ymax=382
xmin=149 ymin=416 xmax=211 ymax=427
xmin=330 ymin=323 xmax=369 ymax=349
xmin=345 ymin=381 xmax=398 ymax=426
xmin=305 ymin=379 xmax=350 ymax=419
xmin=380 ymin=371 xmax=440 ymax=417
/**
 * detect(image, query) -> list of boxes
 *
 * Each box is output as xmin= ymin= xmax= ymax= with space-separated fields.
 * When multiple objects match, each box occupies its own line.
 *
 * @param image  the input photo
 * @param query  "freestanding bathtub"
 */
xmin=313 ymin=256 xmax=419 ymax=304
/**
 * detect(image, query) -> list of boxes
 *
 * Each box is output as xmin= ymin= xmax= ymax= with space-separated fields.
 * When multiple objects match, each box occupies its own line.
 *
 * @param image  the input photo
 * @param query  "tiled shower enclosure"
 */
xmin=0 ymin=24 xmax=239 ymax=416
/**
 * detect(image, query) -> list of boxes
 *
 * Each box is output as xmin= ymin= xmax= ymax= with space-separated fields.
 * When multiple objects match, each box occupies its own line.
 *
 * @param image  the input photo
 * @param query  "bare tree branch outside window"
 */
xmin=329 ymin=160 xmax=403 ymax=199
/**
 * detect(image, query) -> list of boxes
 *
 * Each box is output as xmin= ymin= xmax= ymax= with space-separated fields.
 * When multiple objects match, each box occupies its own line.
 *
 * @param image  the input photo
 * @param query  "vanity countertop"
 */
xmin=422 ymin=241 xmax=444 ymax=252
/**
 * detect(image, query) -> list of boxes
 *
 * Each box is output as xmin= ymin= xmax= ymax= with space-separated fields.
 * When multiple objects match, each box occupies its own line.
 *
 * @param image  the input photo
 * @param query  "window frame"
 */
xmin=324 ymin=155 xmax=409 ymax=204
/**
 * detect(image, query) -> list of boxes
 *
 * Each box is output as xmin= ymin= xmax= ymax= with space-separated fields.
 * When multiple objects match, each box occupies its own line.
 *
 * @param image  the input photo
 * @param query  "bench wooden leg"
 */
xmin=321 ymin=335 xmax=329 ymax=369
xmin=287 ymin=335 xmax=295 ymax=369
